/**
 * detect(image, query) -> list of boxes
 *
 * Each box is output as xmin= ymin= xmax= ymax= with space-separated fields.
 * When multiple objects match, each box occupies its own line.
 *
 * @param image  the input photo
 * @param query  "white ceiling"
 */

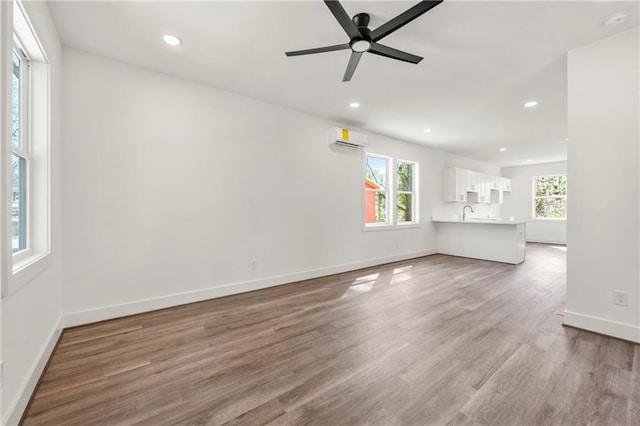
xmin=48 ymin=1 xmax=639 ymax=167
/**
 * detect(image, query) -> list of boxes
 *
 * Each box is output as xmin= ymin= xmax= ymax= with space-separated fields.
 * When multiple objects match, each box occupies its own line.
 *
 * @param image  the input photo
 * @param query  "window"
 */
xmin=365 ymin=154 xmax=390 ymax=225
xmin=533 ymin=175 xmax=567 ymax=219
xmin=12 ymin=47 xmax=29 ymax=253
xmin=364 ymin=154 xmax=419 ymax=228
xmin=3 ymin=0 xmax=51 ymax=294
xmin=396 ymin=160 xmax=416 ymax=223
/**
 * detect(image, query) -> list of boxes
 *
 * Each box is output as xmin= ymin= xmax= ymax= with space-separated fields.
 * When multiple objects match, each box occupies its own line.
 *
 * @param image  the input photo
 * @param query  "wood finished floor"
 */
xmin=23 ymin=244 xmax=640 ymax=425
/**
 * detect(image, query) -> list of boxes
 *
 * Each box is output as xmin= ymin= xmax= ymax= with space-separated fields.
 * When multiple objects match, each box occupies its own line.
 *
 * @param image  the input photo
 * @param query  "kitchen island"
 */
xmin=432 ymin=217 xmax=526 ymax=264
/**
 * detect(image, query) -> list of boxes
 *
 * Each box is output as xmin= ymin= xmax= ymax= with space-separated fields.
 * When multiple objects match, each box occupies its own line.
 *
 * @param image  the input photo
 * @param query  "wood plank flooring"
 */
xmin=22 ymin=244 xmax=640 ymax=425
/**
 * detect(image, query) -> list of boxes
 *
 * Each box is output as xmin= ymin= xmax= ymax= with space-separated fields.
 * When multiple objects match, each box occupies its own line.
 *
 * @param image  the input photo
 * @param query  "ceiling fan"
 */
xmin=285 ymin=0 xmax=443 ymax=82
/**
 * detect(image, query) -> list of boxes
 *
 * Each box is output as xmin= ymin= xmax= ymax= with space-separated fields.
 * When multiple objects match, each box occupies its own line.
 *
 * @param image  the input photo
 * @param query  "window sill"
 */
xmin=363 ymin=222 xmax=421 ymax=232
xmin=9 ymin=250 xmax=51 ymax=296
xmin=530 ymin=218 xmax=567 ymax=222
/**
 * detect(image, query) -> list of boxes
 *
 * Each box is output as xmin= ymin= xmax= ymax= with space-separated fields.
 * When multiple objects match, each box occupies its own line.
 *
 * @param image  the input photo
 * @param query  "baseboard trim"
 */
xmin=526 ymin=239 xmax=567 ymax=245
xmin=4 ymin=316 xmax=63 ymax=426
xmin=563 ymin=310 xmax=640 ymax=343
xmin=64 ymin=249 xmax=437 ymax=328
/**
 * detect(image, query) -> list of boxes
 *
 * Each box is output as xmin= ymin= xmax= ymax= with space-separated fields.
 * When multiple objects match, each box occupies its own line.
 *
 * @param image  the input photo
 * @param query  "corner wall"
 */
xmin=565 ymin=27 xmax=640 ymax=342
xmin=502 ymin=161 xmax=567 ymax=244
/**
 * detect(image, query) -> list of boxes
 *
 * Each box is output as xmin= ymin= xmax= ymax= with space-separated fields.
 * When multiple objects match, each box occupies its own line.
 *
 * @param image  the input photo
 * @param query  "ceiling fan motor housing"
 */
xmin=350 ymin=13 xmax=372 ymax=52
xmin=352 ymin=12 xmax=370 ymax=30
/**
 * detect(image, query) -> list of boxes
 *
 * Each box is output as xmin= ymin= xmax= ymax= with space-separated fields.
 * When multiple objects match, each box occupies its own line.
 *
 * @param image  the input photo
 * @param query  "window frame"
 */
xmin=532 ymin=174 xmax=567 ymax=221
xmin=11 ymin=40 xmax=32 ymax=260
xmin=363 ymin=152 xmax=420 ymax=230
xmin=396 ymin=159 xmax=418 ymax=226
xmin=2 ymin=0 xmax=52 ymax=296
xmin=364 ymin=152 xmax=392 ymax=228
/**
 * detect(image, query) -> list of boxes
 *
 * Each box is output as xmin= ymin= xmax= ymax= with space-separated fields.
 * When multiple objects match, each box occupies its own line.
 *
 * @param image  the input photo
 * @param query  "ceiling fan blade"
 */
xmin=369 ymin=43 xmax=423 ymax=64
xmin=343 ymin=51 xmax=363 ymax=82
xmin=369 ymin=0 xmax=443 ymax=42
xmin=324 ymin=0 xmax=362 ymax=40
xmin=285 ymin=43 xmax=350 ymax=57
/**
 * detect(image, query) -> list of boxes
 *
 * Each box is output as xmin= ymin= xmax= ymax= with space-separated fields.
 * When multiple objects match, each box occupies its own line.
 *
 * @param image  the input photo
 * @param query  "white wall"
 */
xmin=565 ymin=27 xmax=639 ymax=342
xmin=1 ymin=1 xmax=64 ymax=424
xmin=61 ymin=48 xmax=500 ymax=325
xmin=502 ymin=161 xmax=567 ymax=244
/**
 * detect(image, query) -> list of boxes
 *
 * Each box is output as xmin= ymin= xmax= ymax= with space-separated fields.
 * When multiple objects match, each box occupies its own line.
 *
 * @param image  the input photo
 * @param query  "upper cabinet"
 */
xmin=443 ymin=168 xmax=468 ymax=202
xmin=444 ymin=168 xmax=512 ymax=204
xmin=465 ymin=170 xmax=479 ymax=192
xmin=501 ymin=177 xmax=512 ymax=192
xmin=487 ymin=175 xmax=500 ymax=191
xmin=477 ymin=174 xmax=493 ymax=204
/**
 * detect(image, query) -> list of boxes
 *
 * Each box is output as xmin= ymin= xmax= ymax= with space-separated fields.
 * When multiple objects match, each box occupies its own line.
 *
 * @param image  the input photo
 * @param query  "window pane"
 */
xmin=365 ymin=191 xmax=387 ymax=224
xmin=365 ymin=156 xmax=387 ymax=191
xmin=12 ymin=154 xmax=27 ymax=252
xmin=535 ymin=175 xmax=566 ymax=197
xmin=397 ymin=162 xmax=413 ymax=191
xmin=535 ymin=197 xmax=566 ymax=219
xmin=374 ymin=192 xmax=387 ymax=223
xmin=397 ymin=193 xmax=413 ymax=222
xmin=12 ymin=51 xmax=21 ymax=148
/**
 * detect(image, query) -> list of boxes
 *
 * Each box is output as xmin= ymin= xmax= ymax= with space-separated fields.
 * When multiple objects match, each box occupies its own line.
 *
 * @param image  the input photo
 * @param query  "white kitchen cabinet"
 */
xmin=444 ymin=168 xmax=512 ymax=204
xmin=487 ymin=175 xmax=500 ymax=191
xmin=465 ymin=170 xmax=479 ymax=192
xmin=476 ymin=174 xmax=492 ymax=203
xmin=443 ymin=168 xmax=467 ymax=202
xmin=501 ymin=177 xmax=512 ymax=192
xmin=432 ymin=218 xmax=526 ymax=264
xmin=465 ymin=173 xmax=491 ymax=203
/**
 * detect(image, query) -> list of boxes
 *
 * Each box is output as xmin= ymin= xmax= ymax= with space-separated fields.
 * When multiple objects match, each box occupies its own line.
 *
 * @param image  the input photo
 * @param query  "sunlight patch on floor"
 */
xmin=391 ymin=265 xmax=412 ymax=285
xmin=391 ymin=273 xmax=412 ymax=285
xmin=340 ymin=273 xmax=380 ymax=299
xmin=341 ymin=281 xmax=375 ymax=298
xmin=354 ymin=273 xmax=380 ymax=283
xmin=393 ymin=265 xmax=413 ymax=274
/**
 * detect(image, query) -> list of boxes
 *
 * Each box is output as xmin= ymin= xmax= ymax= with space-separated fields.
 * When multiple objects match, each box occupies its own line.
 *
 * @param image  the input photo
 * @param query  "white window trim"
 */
xmin=362 ymin=152 xmax=420 ymax=231
xmin=12 ymin=41 xmax=32 ymax=260
xmin=2 ymin=0 xmax=51 ymax=297
xmin=396 ymin=158 xmax=419 ymax=226
xmin=363 ymin=152 xmax=392 ymax=229
xmin=532 ymin=174 xmax=567 ymax=221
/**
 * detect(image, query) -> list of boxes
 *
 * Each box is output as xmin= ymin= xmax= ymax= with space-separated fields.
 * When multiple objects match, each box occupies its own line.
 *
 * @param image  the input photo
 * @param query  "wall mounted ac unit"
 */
xmin=328 ymin=127 xmax=367 ymax=149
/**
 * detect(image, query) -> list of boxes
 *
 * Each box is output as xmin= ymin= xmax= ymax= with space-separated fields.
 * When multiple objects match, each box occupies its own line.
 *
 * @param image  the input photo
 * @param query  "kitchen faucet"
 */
xmin=462 ymin=204 xmax=474 ymax=221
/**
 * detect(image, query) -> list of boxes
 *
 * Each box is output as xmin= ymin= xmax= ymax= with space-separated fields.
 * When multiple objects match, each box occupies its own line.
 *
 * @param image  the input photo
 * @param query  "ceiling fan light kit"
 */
xmin=285 ymin=0 xmax=443 ymax=82
xmin=351 ymin=39 xmax=371 ymax=53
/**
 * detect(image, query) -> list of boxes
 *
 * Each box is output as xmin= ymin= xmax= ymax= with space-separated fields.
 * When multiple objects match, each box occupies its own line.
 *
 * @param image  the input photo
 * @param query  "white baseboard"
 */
xmin=563 ymin=310 xmax=640 ymax=343
xmin=4 ymin=316 xmax=63 ymax=426
xmin=526 ymin=239 xmax=567 ymax=245
xmin=64 ymin=249 xmax=437 ymax=328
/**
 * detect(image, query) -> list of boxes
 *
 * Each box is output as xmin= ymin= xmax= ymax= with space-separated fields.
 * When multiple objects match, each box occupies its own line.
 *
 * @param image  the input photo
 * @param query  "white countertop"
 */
xmin=431 ymin=217 xmax=527 ymax=225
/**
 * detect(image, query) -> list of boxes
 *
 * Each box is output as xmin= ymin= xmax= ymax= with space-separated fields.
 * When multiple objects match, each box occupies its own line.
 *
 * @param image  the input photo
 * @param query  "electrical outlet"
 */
xmin=613 ymin=290 xmax=628 ymax=306
xmin=250 ymin=260 xmax=257 ymax=271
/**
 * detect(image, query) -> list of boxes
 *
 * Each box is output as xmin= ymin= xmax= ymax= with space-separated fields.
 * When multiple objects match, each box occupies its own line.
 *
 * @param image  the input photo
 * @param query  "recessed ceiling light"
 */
xmin=349 ymin=102 xmax=360 ymax=108
xmin=565 ymin=138 xmax=569 ymax=142
xmin=163 ymin=34 xmax=182 ymax=46
xmin=499 ymin=148 xmax=507 ymax=152
xmin=605 ymin=12 xmax=628 ymax=27
xmin=524 ymin=101 xmax=538 ymax=108
xmin=423 ymin=128 xmax=432 ymax=133
xmin=527 ymin=159 xmax=533 ymax=163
